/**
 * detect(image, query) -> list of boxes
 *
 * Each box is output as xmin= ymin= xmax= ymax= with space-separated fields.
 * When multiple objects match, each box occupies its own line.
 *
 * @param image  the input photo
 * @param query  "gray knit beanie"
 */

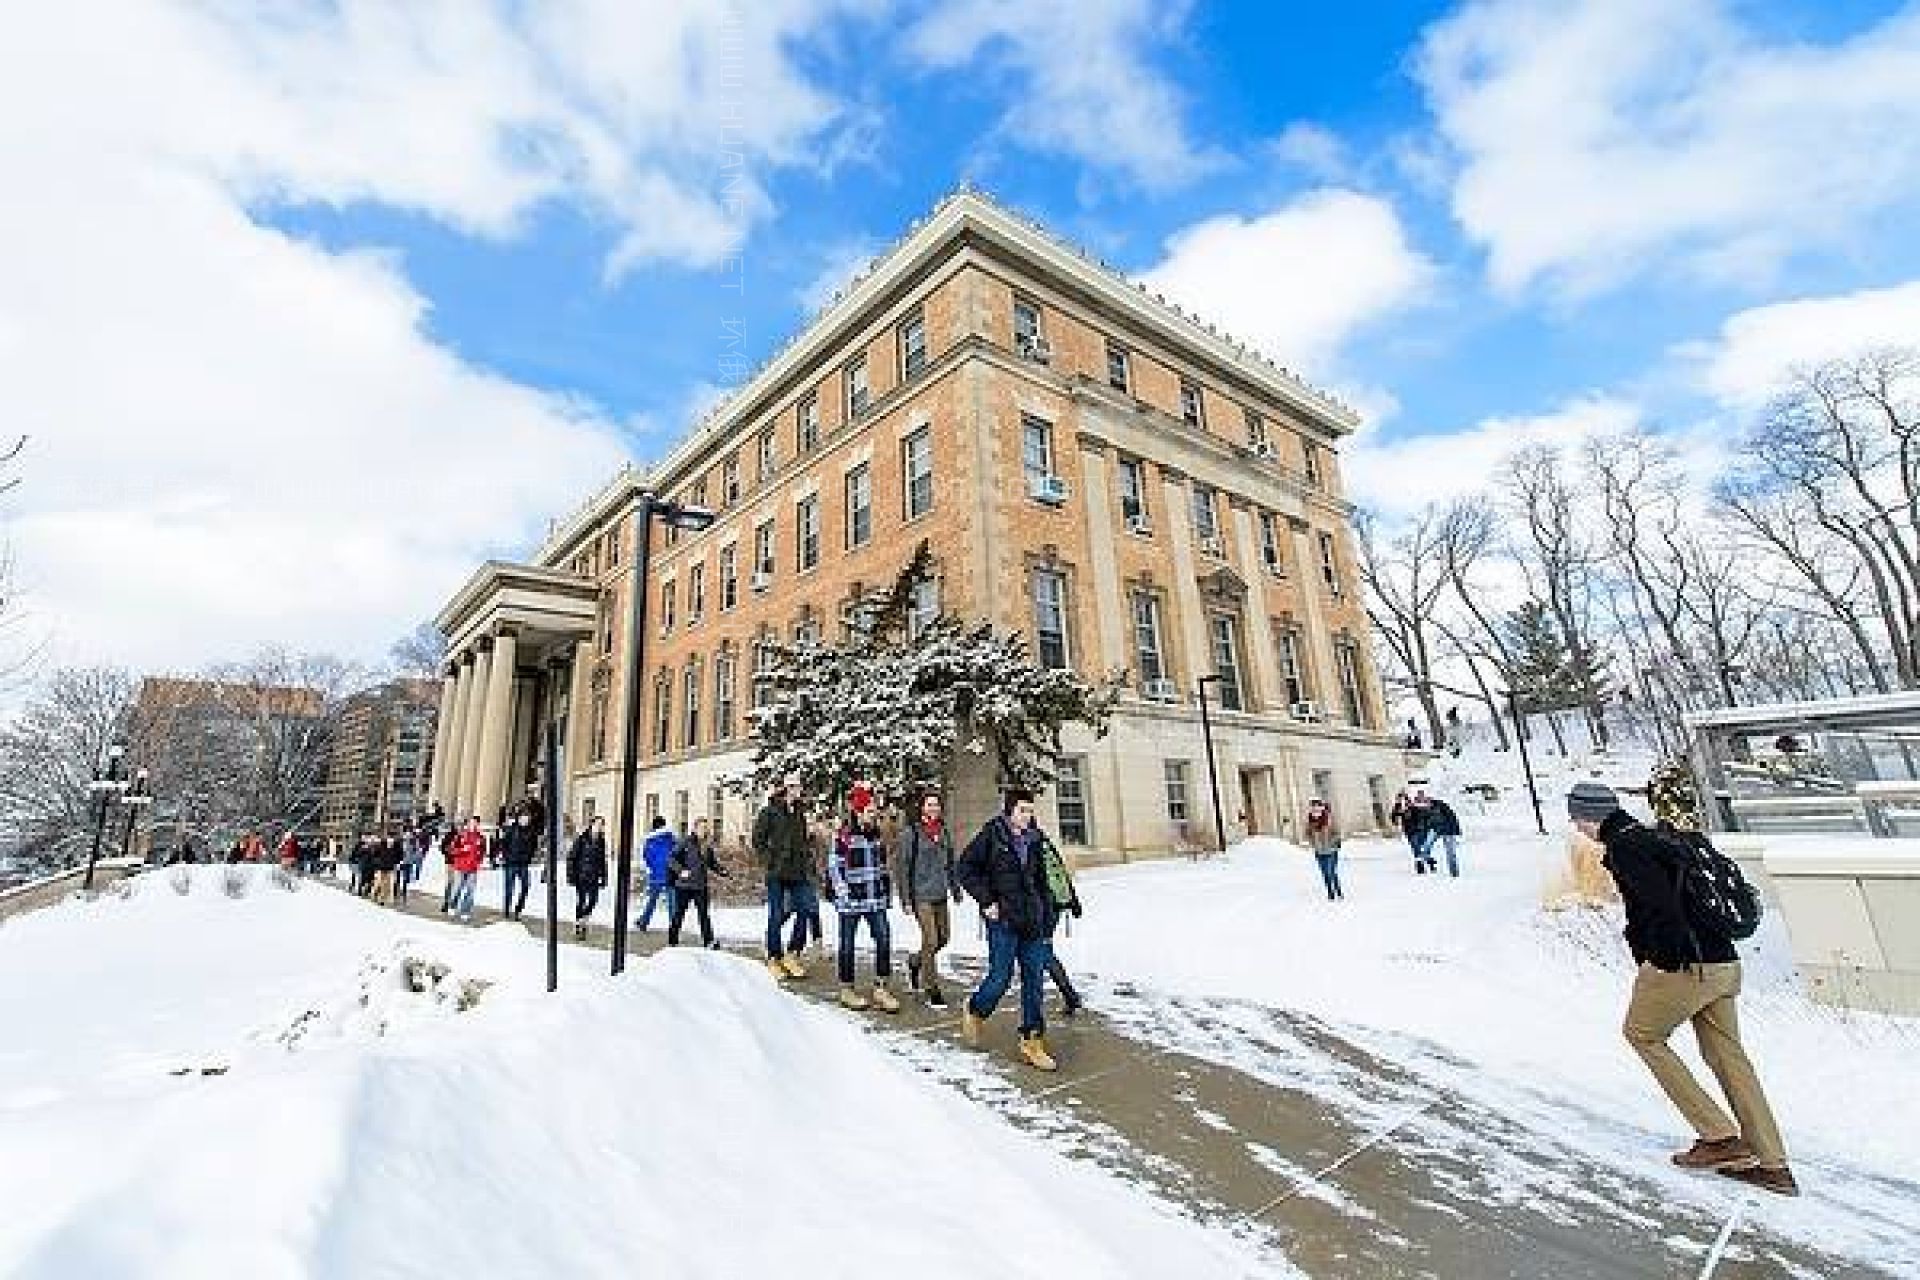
xmin=1566 ymin=780 xmax=1620 ymax=822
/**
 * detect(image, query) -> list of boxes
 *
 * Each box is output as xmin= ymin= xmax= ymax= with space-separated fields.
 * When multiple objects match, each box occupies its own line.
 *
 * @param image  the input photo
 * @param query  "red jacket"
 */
xmin=449 ymin=829 xmax=487 ymax=874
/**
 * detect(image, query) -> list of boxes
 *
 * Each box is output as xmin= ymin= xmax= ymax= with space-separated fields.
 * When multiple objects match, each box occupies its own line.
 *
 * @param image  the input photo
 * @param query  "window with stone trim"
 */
xmin=796 ymin=494 xmax=820 ymax=572
xmin=589 ymin=687 xmax=610 ymax=762
xmin=719 ymin=543 xmax=738 ymax=610
xmin=903 ymin=427 xmax=934 ymax=519
xmin=898 ymin=310 xmax=927 ymax=379
xmin=1118 ymin=456 xmax=1148 ymax=526
xmin=1190 ymin=485 xmax=1220 ymax=546
xmin=908 ymin=578 xmax=941 ymax=642
xmin=1275 ymin=624 xmax=1310 ymax=707
xmin=713 ymin=649 xmax=736 ymax=741
xmin=708 ymin=784 xmax=727 ymax=844
xmin=757 ymin=427 xmax=777 ymax=483
xmin=1244 ymin=407 xmax=1267 ymax=449
xmin=660 ymin=579 xmax=677 ymax=634
xmin=1304 ymin=440 xmax=1323 ymax=488
xmin=1106 ymin=341 xmax=1131 ymax=392
xmin=652 ymin=670 xmax=672 ymax=754
xmin=1164 ymin=760 xmax=1191 ymax=824
xmin=845 ymin=463 xmax=872 ymax=549
xmin=753 ymin=520 xmax=775 ymax=582
xmin=1210 ymin=614 xmax=1245 ymax=712
xmin=722 ymin=455 xmax=741 ymax=507
xmin=798 ymin=391 xmax=820 ymax=454
xmin=1031 ymin=567 xmax=1070 ymax=670
xmin=1131 ymin=590 xmax=1167 ymax=685
xmin=1258 ymin=512 xmax=1285 ymax=574
xmin=597 ymin=593 xmax=615 ymax=657
xmin=682 ymin=660 xmax=701 ymax=749
xmin=845 ymin=357 xmax=870 ymax=419
xmin=752 ymin=631 xmax=776 ymax=709
xmin=603 ymin=526 xmax=621 ymax=568
xmin=1335 ymin=638 xmax=1368 ymax=728
xmin=688 ymin=562 xmax=706 ymax=623
xmin=1318 ymin=531 xmax=1342 ymax=595
xmin=1179 ymin=378 xmax=1204 ymax=428
xmin=674 ymin=790 xmax=691 ymax=835
xmin=1014 ymin=297 xmax=1043 ymax=353
xmin=1055 ymin=756 xmax=1090 ymax=845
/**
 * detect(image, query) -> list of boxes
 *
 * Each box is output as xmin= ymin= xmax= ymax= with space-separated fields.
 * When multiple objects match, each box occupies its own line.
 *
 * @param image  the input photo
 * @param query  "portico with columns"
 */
xmin=429 ymin=561 xmax=600 ymax=826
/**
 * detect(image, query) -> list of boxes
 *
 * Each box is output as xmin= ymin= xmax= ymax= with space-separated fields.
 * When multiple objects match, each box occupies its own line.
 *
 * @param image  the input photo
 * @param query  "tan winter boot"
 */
xmin=1019 ymin=1033 xmax=1058 ymax=1073
xmin=870 ymin=981 xmax=901 ymax=1014
xmin=961 ymin=1004 xmax=986 ymax=1047
xmin=839 ymin=984 xmax=870 ymax=1011
xmin=780 ymin=953 xmax=808 ymax=980
xmin=767 ymin=956 xmax=791 ymax=982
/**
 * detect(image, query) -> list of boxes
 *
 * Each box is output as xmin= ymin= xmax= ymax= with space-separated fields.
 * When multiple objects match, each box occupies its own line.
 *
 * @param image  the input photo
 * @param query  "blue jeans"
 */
xmin=970 ymin=920 xmax=1053 ymax=1036
xmin=764 ymin=878 xmax=818 ymax=957
xmin=448 ymin=870 xmax=477 ymax=919
xmin=1421 ymin=831 xmax=1460 ymax=877
xmin=1314 ymin=851 xmax=1343 ymax=900
xmin=503 ymin=864 xmax=532 ymax=916
xmin=836 ymin=909 xmax=893 ymax=984
xmin=638 ymin=881 xmax=678 ymax=931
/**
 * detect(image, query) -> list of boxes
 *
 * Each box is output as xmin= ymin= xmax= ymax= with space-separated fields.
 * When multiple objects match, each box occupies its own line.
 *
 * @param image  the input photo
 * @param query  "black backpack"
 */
xmin=1656 ymin=823 xmax=1762 ymax=945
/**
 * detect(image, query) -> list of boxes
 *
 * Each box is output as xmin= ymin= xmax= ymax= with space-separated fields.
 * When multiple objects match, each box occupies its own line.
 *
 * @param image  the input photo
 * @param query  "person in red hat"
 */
xmin=829 ymin=781 xmax=900 ymax=1012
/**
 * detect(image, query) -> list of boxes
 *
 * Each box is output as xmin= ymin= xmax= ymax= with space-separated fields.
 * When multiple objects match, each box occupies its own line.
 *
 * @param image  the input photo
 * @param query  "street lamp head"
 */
xmin=107 ymin=742 xmax=127 ymax=760
xmin=661 ymin=503 xmax=716 ymax=532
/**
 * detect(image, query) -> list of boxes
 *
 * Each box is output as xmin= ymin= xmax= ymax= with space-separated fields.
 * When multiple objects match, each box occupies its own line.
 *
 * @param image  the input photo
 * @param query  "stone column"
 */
xmin=1230 ymin=502 xmax=1282 ymax=710
xmin=456 ymin=642 xmax=493 ymax=818
xmin=565 ymin=638 xmax=594 ymax=774
xmin=471 ymin=628 xmax=519 ymax=823
xmin=1160 ymin=469 xmax=1211 ymax=688
xmin=1076 ymin=437 xmax=1128 ymax=672
xmin=428 ymin=664 xmax=461 ymax=807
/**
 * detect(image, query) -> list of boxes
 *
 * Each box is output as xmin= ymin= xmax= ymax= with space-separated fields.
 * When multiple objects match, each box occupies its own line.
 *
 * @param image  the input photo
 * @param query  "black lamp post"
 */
xmin=1505 ymin=688 xmax=1547 ymax=836
xmin=83 ymin=743 xmax=129 ymax=891
xmin=118 ymin=768 xmax=153 ymax=862
xmin=611 ymin=491 xmax=715 ymax=976
xmin=1195 ymin=675 xmax=1230 ymax=857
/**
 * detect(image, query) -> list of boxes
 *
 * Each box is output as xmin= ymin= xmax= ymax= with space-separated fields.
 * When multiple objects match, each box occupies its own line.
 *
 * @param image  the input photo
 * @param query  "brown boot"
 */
xmin=870 ymin=982 xmax=901 ymax=1014
xmin=1672 ymin=1137 xmax=1756 ymax=1170
xmin=1717 ymin=1164 xmax=1800 ymax=1197
xmin=961 ymin=1004 xmax=986 ymax=1046
xmin=1018 ymin=1033 xmax=1058 ymax=1073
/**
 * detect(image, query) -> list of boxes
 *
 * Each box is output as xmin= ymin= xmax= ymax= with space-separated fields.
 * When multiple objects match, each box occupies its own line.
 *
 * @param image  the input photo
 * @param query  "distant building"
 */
xmin=320 ymin=679 xmax=440 ymax=844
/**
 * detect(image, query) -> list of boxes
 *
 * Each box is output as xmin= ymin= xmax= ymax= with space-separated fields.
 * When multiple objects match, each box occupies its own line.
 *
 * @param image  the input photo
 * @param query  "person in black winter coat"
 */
xmin=956 ymin=789 xmax=1061 ymax=1072
xmin=1569 ymin=781 xmax=1796 ymax=1197
xmin=566 ymin=816 xmax=610 ymax=940
xmin=1405 ymin=790 xmax=1463 ymax=876
xmin=667 ymin=817 xmax=729 ymax=947
xmin=500 ymin=810 xmax=538 ymax=920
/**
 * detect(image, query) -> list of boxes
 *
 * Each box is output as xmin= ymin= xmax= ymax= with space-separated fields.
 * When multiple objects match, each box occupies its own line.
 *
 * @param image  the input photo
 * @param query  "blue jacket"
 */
xmin=642 ymin=829 xmax=677 ymax=887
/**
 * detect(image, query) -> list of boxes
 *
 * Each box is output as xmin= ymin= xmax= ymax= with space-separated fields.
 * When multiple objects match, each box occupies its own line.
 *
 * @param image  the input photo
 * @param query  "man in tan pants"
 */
xmin=1569 ymin=780 xmax=1797 ymax=1197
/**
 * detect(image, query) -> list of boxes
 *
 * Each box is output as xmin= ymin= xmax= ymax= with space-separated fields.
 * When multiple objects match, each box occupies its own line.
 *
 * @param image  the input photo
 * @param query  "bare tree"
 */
xmin=1356 ymin=507 xmax=1452 ymax=747
xmin=1433 ymin=499 xmax=1516 ymax=750
xmin=0 ymin=665 xmax=135 ymax=870
xmin=1502 ymin=445 xmax=1611 ymax=746
xmin=389 ymin=622 xmax=448 ymax=679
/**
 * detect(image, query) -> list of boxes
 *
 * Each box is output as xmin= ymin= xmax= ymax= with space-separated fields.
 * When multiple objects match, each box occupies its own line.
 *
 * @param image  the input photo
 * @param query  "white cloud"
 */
xmin=1684 ymin=280 xmax=1920 ymax=407
xmin=1267 ymin=122 xmax=1351 ymax=183
xmin=1139 ymin=189 xmax=1435 ymax=377
xmin=1346 ymin=397 xmax=1641 ymax=518
xmin=795 ymin=237 xmax=885 ymax=314
xmin=905 ymin=0 xmax=1224 ymax=188
xmin=0 ymin=2 xmax=873 ymax=675
xmin=1415 ymin=0 xmax=1920 ymax=297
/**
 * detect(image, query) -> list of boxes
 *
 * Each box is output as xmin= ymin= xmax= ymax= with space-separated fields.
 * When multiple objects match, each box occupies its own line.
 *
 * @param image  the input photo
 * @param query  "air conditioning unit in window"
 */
xmin=1290 ymin=700 xmax=1323 ymax=723
xmin=1125 ymin=513 xmax=1153 ymax=535
xmin=1141 ymin=677 xmax=1178 ymax=702
xmin=1199 ymin=534 xmax=1225 ymax=558
xmin=1029 ymin=474 xmax=1071 ymax=505
xmin=1018 ymin=336 xmax=1053 ymax=364
xmin=1252 ymin=440 xmax=1277 ymax=460
xmin=751 ymin=570 xmax=772 ymax=593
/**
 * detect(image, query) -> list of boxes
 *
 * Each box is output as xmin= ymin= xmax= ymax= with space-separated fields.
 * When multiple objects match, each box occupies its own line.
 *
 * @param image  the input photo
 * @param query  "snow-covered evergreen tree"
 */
xmin=734 ymin=542 xmax=1123 ymax=808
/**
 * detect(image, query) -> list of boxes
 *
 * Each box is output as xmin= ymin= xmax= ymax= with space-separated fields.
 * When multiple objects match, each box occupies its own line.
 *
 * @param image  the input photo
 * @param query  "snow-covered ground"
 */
xmin=0 ymin=866 xmax=1278 ymax=1278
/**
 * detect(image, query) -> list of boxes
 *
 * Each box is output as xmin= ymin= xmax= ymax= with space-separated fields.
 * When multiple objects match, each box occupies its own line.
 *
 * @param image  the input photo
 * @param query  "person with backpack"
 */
xmin=956 ymin=789 xmax=1061 ymax=1072
xmin=1567 ymin=781 xmax=1795 ymax=1197
xmin=566 ymin=815 xmax=609 ymax=941
xmin=898 ymin=790 xmax=961 ymax=1008
xmin=828 ymin=784 xmax=900 ymax=1012
xmin=1304 ymin=798 xmax=1343 ymax=901
xmin=1407 ymin=790 xmax=1463 ymax=877
xmin=667 ymin=816 xmax=728 ymax=947
xmin=1036 ymin=826 xmax=1084 ymax=1017
xmin=636 ymin=815 xmax=679 ymax=933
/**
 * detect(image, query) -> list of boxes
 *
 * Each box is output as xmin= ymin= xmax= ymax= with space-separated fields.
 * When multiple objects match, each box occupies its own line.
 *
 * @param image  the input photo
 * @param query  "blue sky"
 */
xmin=7 ymin=0 xmax=1920 ymax=673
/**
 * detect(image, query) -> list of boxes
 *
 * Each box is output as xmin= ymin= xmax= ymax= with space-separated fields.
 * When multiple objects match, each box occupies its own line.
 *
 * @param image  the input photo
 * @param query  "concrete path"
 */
xmin=383 ymin=885 xmax=1905 ymax=1278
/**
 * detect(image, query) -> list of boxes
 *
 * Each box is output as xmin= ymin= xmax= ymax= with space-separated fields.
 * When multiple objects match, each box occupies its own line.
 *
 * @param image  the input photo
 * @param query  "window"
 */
xmin=589 ymin=690 xmax=609 ymax=762
xmin=793 ymin=615 xmax=821 ymax=646
xmin=1335 ymin=639 xmax=1368 ymax=728
xmin=604 ymin=527 xmax=621 ymax=568
xmin=652 ymin=671 xmax=672 ymax=754
xmin=841 ymin=596 xmax=876 ymax=646
xmin=1031 ymin=567 xmax=1070 ymax=669
xmin=797 ymin=391 xmax=820 ymax=454
xmin=1318 ymin=531 xmax=1341 ymax=594
xmin=660 ymin=580 xmax=677 ymax=633
xmin=1179 ymin=378 xmax=1204 ymax=428
xmin=719 ymin=544 xmax=739 ymax=610
xmin=1276 ymin=626 xmax=1310 ymax=706
xmin=1014 ymin=298 xmax=1042 ymax=352
xmin=1368 ymin=776 xmax=1389 ymax=827
xmin=796 ymin=495 xmax=820 ymax=572
xmin=1190 ymin=485 xmax=1219 ymax=545
xmin=1164 ymin=760 xmax=1191 ymax=824
xmin=690 ymin=478 xmax=708 ymax=515
xmin=1313 ymin=770 xmax=1335 ymax=808
xmin=722 ymin=455 xmax=740 ymax=507
xmin=674 ymin=790 xmax=690 ymax=835
xmin=1304 ymin=441 xmax=1323 ymax=488
xmin=1056 ymin=757 xmax=1090 ymax=845
xmin=753 ymin=521 xmax=775 ymax=581
xmin=1021 ymin=415 xmax=1054 ymax=491
xmin=1118 ymin=457 xmax=1147 ymax=525
xmin=903 ymin=428 xmax=933 ymax=519
xmin=1106 ymin=341 xmax=1131 ymax=392
xmin=714 ymin=651 xmax=736 ymax=740
xmin=909 ymin=578 xmax=941 ymax=641
xmin=1244 ymin=408 xmax=1267 ymax=449
xmin=757 ymin=427 xmax=777 ymax=483
xmin=709 ymin=785 xmax=727 ymax=845
xmin=1211 ymin=615 xmax=1245 ymax=712
xmin=597 ymin=593 xmax=616 ymax=657
xmin=845 ymin=463 xmax=872 ymax=548
xmin=1132 ymin=592 xmax=1166 ymax=685
xmin=844 ymin=357 xmax=869 ymax=419
xmin=645 ymin=793 xmax=661 ymax=825
xmin=1259 ymin=512 xmax=1284 ymax=574
xmin=683 ymin=662 xmax=701 ymax=748
xmin=752 ymin=634 xmax=776 ymax=709
xmin=899 ymin=311 xmax=927 ymax=378
xmin=688 ymin=563 xmax=706 ymax=623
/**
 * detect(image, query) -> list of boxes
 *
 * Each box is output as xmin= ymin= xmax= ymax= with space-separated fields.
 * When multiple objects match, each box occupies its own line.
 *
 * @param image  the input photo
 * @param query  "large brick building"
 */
xmin=428 ymin=189 xmax=1408 ymax=858
xmin=319 ymin=678 xmax=439 ymax=845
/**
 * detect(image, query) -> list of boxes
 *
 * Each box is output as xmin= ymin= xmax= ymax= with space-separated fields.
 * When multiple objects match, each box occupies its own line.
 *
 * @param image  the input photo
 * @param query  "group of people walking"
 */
xmin=753 ymin=775 xmax=1084 ymax=1073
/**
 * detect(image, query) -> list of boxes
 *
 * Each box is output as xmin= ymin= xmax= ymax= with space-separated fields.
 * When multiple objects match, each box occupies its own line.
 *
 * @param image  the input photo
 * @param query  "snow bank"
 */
xmin=0 ymin=866 xmax=1276 ymax=1279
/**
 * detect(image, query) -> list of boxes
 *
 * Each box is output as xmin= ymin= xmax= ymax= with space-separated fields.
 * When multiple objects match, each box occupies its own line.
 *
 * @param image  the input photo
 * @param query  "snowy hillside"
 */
xmin=0 ymin=868 xmax=1275 ymax=1279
